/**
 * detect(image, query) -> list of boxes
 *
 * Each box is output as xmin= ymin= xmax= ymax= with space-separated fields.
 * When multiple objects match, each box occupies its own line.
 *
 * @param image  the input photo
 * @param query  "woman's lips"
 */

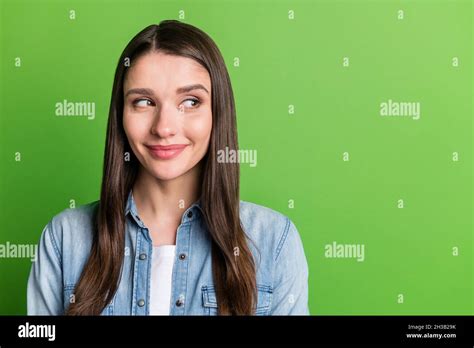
xmin=146 ymin=144 xmax=188 ymax=160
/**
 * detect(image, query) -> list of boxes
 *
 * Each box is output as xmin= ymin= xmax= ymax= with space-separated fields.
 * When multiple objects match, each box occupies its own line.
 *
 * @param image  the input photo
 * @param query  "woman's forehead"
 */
xmin=125 ymin=52 xmax=211 ymax=91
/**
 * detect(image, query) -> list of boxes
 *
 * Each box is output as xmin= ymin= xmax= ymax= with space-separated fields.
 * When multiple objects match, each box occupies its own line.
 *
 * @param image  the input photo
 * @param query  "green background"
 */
xmin=0 ymin=0 xmax=472 ymax=315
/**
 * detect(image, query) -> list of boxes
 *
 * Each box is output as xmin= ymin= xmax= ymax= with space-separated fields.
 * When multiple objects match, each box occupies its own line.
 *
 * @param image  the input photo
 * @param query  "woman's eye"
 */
xmin=181 ymin=98 xmax=201 ymax=109
xmin=132 ymin=98 xmax=154 ymax=107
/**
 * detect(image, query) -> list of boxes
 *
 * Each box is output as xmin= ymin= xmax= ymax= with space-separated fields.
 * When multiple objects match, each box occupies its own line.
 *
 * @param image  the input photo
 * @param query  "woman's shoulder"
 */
xmin=45 ymin=200 xmax=99 ymax=248
xmin=239 ymin=200 xmax=301 ymax=259
xmin=50 ymin=200 xmax=99 ymax=227
xmin=239 ymin=200 xmax=290 ymax=226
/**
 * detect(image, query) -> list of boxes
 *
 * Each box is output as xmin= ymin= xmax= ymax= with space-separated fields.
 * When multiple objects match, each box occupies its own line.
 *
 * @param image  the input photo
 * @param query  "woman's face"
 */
xmin=123 ymin=51 xmax=212 ymax=181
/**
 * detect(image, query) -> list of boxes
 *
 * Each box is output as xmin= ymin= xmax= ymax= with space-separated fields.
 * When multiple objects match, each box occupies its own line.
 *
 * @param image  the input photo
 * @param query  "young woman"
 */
xmin=27 ymin=20 xmax=309 ymax=315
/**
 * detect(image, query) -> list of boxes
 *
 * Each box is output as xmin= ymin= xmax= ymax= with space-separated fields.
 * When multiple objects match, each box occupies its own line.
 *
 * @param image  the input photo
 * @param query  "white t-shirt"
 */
xmin=149 ymin=245 xmax=176 ymax=315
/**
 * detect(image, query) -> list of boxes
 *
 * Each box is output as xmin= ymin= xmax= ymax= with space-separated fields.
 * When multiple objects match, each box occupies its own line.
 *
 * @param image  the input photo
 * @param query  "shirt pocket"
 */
xmin=201 ymin=284 xmax=272 ymax=315
xmin=63 ymin=284 xmax=114 ymax=315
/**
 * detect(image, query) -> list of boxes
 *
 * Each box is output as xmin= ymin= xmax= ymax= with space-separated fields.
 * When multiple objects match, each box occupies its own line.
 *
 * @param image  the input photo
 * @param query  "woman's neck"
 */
xmin=132 ymin=163 xmax=202 ymax=226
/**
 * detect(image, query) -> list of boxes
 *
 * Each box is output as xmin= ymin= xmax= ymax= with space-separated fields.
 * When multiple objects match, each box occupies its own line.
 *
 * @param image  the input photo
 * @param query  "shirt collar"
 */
xmin=125 ymin=189 xmax=203 ymax=227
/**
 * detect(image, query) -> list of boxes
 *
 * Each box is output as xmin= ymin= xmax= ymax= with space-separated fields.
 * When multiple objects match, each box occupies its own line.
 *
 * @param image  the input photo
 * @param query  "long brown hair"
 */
xmin=66 ymin=20 xmax=257 ymax=315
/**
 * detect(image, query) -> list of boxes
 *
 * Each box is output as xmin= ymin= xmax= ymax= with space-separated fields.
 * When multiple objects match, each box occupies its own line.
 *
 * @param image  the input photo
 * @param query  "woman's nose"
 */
xmin=151 ymin=103 xmax=180 ymax=138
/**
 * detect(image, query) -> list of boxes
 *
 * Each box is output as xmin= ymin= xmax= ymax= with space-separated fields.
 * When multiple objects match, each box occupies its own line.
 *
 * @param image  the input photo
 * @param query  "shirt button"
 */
xmin=138 ymin=299 xmax=145 ymax=307
xmin=175 ymin=299 xmax=183 ymax=307
xmin=139 ymin=253 xmax=147 ymax=260
xmin=179 ymin=253 xmax=186 ymax=260
xmin=187 ymin=211 xmax=193 ymax=219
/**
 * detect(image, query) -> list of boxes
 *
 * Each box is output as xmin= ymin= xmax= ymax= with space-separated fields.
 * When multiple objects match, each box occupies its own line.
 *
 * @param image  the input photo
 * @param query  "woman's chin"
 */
xmin=149 ymin=167 xmax=186 ymax=181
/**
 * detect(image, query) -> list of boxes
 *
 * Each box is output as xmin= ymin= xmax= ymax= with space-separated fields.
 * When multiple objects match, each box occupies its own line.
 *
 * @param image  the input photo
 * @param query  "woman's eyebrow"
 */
xmin=176 ymin=84 xmax=209 ymax=95
xmin=125 ymin=88 xmax=155 ymax=98
xmin=124 ymin=84 xmax=209 ymax=98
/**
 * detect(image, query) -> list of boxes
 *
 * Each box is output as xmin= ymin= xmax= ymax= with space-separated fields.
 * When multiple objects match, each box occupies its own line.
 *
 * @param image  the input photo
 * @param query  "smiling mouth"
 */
xmin=145 ymin=144 xmax=188 ymax=160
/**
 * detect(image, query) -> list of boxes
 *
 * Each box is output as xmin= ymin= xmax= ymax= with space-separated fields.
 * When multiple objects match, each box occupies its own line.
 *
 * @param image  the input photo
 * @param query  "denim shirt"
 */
xmin=27 ymin=190 xmax=309 ymax=315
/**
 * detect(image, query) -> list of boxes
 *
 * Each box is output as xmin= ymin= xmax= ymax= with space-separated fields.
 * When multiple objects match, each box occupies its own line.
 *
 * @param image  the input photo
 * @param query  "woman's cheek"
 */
xmin=123 ymin=119 xmax=143 ymax=162
xmin=124 ymin=112 xmax=149 ymax=143
xmin=122 ymin=113 xmax=133 ymax=143
xmin=186 ymin=113 xmax=212 ymax=145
